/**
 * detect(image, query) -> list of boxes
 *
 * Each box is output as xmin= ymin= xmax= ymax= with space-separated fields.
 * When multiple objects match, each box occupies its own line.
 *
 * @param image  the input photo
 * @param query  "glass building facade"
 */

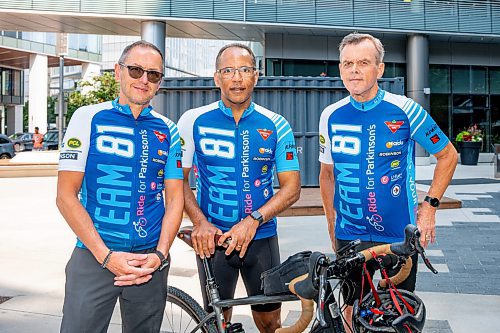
xmin=266 ymin=58 xmax=499 ymax=152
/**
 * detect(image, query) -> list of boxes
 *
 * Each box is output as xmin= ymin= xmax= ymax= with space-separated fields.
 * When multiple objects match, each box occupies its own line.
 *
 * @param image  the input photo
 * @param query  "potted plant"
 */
xmin=455 ymin=124 xmax=483 ymax=165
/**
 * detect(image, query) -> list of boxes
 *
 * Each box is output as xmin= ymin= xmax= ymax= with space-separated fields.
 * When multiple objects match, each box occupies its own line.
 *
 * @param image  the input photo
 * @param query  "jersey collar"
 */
xmin=350 ymin=88 xmax=385 ymax=112
xmin=218 ymin=100 xmax=255 ymax=119
xmin=112 ymin=98 xmax=153 ymax=117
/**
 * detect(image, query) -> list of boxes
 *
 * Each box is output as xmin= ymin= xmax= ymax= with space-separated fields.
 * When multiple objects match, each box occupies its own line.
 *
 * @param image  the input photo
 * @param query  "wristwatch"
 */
xmin=424 ymin=196 xmax=440 ymax=208
xmin=155 ymin=250 xmax=169 ymax=271
xmin=250 ymin=210 xmax=264 ymax=226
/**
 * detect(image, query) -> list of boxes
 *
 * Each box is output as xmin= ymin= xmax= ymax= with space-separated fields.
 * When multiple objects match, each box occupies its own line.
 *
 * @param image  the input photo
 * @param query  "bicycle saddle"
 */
xmin=177 ymin=226 xmax=194 ymax=248
xmin=293 ymin=251 xmax=324 ymax=300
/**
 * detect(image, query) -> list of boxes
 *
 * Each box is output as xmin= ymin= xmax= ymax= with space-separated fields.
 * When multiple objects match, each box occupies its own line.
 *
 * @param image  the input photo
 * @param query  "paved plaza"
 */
xmin=0 ymin=163 xmax=499 ymax=333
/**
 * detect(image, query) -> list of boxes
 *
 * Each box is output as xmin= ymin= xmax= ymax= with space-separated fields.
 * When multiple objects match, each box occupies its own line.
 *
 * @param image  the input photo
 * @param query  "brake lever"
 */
xmin=316 ymin=259 xmax=329 ymax=327
xmin=414 ymin=236 xmax=438 ymax=274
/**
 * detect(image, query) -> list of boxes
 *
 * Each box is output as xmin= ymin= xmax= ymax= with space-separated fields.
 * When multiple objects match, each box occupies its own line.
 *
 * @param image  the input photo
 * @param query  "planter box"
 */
xmin=458 ymin=141 xmax=482 ymax=165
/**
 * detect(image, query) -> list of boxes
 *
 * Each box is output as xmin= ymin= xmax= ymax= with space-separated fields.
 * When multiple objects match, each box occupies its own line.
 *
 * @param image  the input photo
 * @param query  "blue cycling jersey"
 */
xmin=59 ymin=99 xmax=183 ymax=251
xmin=178 ymin=101 xmax=300 ymax=239
xmin=319 ymin=89 xmax=449 ymax=243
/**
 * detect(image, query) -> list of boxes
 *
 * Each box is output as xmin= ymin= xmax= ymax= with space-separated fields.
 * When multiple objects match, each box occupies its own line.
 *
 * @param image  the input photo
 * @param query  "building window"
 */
xmin=430 ymin=65 xmax=450 ymax=94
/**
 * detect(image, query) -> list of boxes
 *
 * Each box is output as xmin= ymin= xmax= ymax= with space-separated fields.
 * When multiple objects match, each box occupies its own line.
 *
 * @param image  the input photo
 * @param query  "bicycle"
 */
xmin=163 ymin=224 xmax=437 ymax=333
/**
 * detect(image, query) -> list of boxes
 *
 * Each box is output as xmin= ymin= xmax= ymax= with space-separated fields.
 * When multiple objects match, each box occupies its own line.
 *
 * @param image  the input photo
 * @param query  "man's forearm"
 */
xmin=319 ymin=172 xmax=336 ymax=244
xmin=183 ymin=181 xmax=208 ymax=226
xmin=157 ymin=182 xmax=184 ymax=255
xmin=56 ymin=195 xmax=109 ymax=263
xmin=254 ymin=171 xmax=300 ymax=222
xmin=428 ymin=143 xmax=458 ymax=199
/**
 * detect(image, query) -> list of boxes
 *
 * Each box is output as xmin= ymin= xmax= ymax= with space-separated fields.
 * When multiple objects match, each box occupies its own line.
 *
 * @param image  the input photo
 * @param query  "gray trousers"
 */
xmin=60 ymin=247 xmax=169 ymax=333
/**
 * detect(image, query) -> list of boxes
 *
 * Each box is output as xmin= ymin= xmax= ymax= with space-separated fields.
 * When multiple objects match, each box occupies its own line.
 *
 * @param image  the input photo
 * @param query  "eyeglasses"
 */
xmin=217 ymin=66 xmax=256 ymax=79
xmin=119 ymin=63 xmax=163 ymax=83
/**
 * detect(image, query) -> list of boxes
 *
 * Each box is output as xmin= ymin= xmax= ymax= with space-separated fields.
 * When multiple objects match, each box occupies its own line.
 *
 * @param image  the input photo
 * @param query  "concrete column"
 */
xmin=82 ymin=62 xmax=101 ymax=81
xmin=406 ymin=34 xmax=430 ymax=165
xmin=28 ymin=54 xmax=48 ymax=133
xmin=141 ymin=21 xmax=166 ymax=115
xmin=6 ymin=105 xmax=23 ymax=134
xmin=80 ymin=62 xmax=101 ymax=96
xmin=0 ymin=105 xmax=5 ymax=135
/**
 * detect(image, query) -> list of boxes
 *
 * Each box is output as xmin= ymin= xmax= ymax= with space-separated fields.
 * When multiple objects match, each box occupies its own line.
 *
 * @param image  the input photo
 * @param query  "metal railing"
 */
xmin=1 ymin=0 xmax=499 ymax=36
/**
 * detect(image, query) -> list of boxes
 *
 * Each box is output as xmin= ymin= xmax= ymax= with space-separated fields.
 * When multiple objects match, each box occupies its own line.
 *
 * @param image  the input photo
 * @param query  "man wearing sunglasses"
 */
xmin=57 ymin=41 xmax=184 ymax=333
xmin=178 ymin=44 xmax=301 ymax=333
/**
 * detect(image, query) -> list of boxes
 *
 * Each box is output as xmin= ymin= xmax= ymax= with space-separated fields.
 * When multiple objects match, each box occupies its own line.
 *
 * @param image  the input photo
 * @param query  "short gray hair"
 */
xmin=118 ymin=40 xmax=164 ymax=65
xmin=339 ymin=32 xmax=385 ymax=64
xmin=215 ymin=43 xmax=256 ymax=69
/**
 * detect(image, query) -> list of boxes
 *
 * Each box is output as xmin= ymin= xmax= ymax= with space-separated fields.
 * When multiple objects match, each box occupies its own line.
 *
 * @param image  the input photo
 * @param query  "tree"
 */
xmin=66 ymin=71 xmax=119 ymax=124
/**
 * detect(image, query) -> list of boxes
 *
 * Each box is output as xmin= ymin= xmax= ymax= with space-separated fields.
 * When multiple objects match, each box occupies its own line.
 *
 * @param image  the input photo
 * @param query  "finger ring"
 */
xmin=236 ymin=245 xmax=242 ymax=249
xmin=425 ymin=235 xmax=431 ymax=240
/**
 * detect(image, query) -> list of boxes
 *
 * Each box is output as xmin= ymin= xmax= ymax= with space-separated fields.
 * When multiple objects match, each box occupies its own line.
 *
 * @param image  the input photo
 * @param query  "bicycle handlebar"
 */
xmin=277 ymin=224 xmax=437 ymax=333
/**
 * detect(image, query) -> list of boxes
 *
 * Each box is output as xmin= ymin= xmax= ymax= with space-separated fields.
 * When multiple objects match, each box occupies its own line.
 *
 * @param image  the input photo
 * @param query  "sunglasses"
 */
xmin=119 ymin=63 xmax=163 ymax=83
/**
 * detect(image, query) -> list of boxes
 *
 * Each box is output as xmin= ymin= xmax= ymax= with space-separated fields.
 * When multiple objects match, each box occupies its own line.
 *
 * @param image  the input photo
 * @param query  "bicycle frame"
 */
xmin=198 ymin=256 xmax=298 ymax=333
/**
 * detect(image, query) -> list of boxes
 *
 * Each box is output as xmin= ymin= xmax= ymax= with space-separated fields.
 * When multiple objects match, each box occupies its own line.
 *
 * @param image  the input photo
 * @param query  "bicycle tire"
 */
xmin=163 ymin=286 xmax=218 ymax=333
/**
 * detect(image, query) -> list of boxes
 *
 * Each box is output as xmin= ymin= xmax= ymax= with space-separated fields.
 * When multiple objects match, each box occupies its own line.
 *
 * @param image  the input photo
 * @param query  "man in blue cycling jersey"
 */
xmin=319 ymin=32 xmax=458 ymax=329
xmin=178 ymin=43 xmax=301 ymax=333
xmin=57 ymin=41 xmax=184 ymax=333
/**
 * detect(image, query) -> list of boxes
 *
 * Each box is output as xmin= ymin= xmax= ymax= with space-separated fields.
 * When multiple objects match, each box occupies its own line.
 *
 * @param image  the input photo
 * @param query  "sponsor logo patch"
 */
xmin=152 ymin=157 xmax=166 ymax=165
xmin=425 ymin=124 xmax=438 ymax=137
xmin=67 ymin=138 xmax=81 ymax=149
xmin=286 ymin=152 xmax=294 ymax=160
xmin=430 ymin=134 xmax=441 ymax=144
xmin=385 ymin=140 xmax=404 ymax=149
xmin=390 ymin=160 xmax=400 ymax=169
xmin=59 ymin=152 xmax=78 ymax=160
xmin=176 ymin=160 xmax=182 ymax=168
xmin=381 ymin=176 xmax=389 ymax=184
xmin=253 ymin=156 xmax=272 ymax=162
xmin=151 ymin=182 xmax=156 ymax=190
xmin=158 ymin=169 xmax=164 ymax=177
xmin=154 ymin=130 xmax=167 ymax=143
xmin=384 ymin=120 xmax=404 ymax=133
xmin=263 ymin=188 xmax=270 ymax=198
xmin=257 ymin=129 xmax=273 ymax=140
xmin=391 ymin=173 xmax=403 ymax=182
xmin=261 ymin=165 xmax=268 ymax=174
xmin=254 ymin=179 xmax=261 ymax=187
xmin=391 ymin=184 xmax=401 ymax=197
xmin=379 ymin=151 xmax=402 ymax=157
xmin=259 ymin=147 xmax=273 ymax=154
xmin=319 ymin=135 xmax=326 ymax=144
xmin=180 ymin=137 xmax=185 ymax=146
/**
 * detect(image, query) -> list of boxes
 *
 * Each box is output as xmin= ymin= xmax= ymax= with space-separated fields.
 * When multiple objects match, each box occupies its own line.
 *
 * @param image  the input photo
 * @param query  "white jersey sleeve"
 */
xmin=177 ymin=109 xmax=196 ymax=168
xmin=58 ymin=104 xmax=103 ymax=172
xmin=318 ymin=105 xmax=333 ymax=164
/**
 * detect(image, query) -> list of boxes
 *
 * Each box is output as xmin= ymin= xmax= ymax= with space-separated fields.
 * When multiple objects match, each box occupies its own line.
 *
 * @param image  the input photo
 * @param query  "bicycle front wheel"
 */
xmin=162 ymin=286 xmax=218 ymax=333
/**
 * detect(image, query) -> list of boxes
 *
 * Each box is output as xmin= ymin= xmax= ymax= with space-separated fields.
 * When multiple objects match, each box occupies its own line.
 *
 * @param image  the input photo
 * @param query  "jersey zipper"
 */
xmin=235 ymin=122 xmax=242 ymax=222
xmin=130 ymin=117 xmax=140 ymax=250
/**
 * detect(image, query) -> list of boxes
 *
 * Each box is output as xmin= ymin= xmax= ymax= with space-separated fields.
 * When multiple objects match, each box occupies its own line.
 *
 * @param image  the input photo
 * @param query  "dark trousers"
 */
xmin=60 ymin=247 xmax=169 ymax=333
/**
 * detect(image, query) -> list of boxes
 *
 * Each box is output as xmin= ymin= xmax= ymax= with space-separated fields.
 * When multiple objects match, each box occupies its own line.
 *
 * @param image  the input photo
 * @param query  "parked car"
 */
xmin=43 ymin=130 xmax=65 ymax=150
xmin=9 ymin=132 xmax=33 ymax=152
xmin=0 ymin=134 xmax=16 ymax=159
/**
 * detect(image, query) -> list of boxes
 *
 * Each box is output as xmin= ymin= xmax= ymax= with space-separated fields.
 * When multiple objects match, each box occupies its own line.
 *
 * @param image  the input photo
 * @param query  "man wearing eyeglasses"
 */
xmin=57 ymin=41 xmax=184 ymax=333
xmin=178 ymin=43 xmax=301 ymax=333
